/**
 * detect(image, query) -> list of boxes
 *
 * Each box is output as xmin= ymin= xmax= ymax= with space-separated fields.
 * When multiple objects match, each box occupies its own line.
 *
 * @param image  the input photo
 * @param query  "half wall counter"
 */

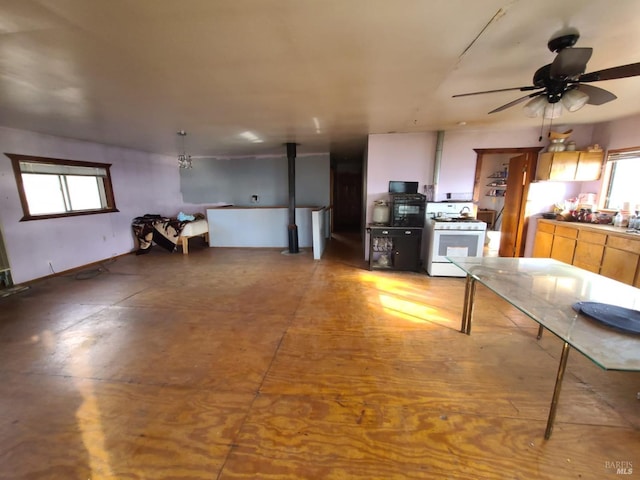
xmin=206 ymin=206 xmax=321 ymax=248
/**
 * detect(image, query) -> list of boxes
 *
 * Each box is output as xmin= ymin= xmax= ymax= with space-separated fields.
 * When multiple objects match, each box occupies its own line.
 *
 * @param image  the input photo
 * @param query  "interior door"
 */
xmin=333 ymin=170 xmax=362 ymax=232
xmin=498 ymin=153 xmax=536 ymax=257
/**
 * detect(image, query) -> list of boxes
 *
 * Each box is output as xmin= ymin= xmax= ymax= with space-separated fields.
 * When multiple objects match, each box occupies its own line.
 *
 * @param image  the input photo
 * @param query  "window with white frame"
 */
xmin=602 ymin=148 xmax=640 ymax=211
xmin=7 ymin=153 xmax=118 ymax=220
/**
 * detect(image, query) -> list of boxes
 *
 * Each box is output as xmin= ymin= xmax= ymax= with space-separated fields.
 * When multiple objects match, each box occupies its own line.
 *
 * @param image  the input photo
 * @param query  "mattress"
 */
xmin=180 ymin=219 xmax=208 ymax=237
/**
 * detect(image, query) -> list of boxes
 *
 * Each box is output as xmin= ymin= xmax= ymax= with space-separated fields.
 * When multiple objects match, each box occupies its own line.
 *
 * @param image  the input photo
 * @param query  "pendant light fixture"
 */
xmin=177 ymin=130 xmax=193 ymax=169
xmin=523 ymin=96 xmax=547 ymax=117
xmin=543 ymin=101 xmax=563 ymax=119
xmin=561 ymin=88 xmax=590 ymax=112
xmin=523 ymin=89 xmax=590 ymax=119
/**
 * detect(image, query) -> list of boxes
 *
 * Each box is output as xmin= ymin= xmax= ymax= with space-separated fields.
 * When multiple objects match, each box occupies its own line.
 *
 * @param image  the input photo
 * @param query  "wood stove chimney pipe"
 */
xmin=286 ymin=142 xmax=299 ymax=254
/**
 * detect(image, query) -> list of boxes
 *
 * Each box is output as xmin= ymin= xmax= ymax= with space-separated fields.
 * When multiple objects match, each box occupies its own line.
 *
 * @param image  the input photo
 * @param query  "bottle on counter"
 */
xmin=613 ymin=212 xmax=623 ymax=227
xmin=621 ymin=212 xmax=629 ymax=227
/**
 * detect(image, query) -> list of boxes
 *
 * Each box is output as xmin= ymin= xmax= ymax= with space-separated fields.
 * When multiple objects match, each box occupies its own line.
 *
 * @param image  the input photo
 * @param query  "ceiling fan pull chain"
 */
xmin=538 ymin=115 xmax=546 ymax=142
xmin=546 ymin=116 xmax=557 ymax=143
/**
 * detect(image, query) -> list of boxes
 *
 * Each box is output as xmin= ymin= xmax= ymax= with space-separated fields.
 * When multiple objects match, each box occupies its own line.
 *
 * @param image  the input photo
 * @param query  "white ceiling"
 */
xmin=1 ymin=0 xmax=640 ymax=160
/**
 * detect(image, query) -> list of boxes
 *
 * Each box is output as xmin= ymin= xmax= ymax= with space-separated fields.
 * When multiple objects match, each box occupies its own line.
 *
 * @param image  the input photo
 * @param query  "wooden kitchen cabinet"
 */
xmin=600 ymin=236 xmax=640 ymax=285
xmin=367 ymin=226 xmax=422 ymax=271
xmin=573 ymin=230 xmax=606 ymax=273
xmin=533 ymin=219 xmax=640 ymax=287
xmin=548 ymin=151 xmax=579 ymax=181
xmin=532 ymin=221 xmax=554 ymax=258
xmin=575 ymin=151 xmax=605 ymax=181
xmin=535 ymin=150 xmax=604 ymax=181
xmin=549 ymin=225 xmax=577 ymax=264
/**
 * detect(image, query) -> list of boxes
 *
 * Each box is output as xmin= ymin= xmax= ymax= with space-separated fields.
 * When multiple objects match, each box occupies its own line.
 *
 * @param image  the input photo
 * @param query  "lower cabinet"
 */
xmin=600 ymin=236 xmax=640 ymax=285
xmin=368 ymin=226 xmax=422 ymax=271
xmin=532 ymin=221 xmax=554 ymax=258
xmin=533 ymin=219 xmax=640 ymax=286
xmin=550 ymin=225 xmax=577 ymax=264
xmin=573 ymin=230 xmax=606 ymax=273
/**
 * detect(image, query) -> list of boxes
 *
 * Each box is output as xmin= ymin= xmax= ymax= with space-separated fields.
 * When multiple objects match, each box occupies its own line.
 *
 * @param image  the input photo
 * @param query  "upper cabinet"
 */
xmin=535 ymin=150 xmax=604 ymax=181
xmin=574 ymin=151 xmax=605 ymax=180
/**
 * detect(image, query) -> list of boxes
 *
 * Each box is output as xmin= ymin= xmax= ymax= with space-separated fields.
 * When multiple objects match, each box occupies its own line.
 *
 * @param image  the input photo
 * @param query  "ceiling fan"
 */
xmin=453 ymin=28 xmax=640 ymax=118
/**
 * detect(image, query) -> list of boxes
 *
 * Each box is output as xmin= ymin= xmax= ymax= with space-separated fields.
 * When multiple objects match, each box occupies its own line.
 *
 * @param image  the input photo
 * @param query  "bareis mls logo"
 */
xmin=604 ymin=460 xmax=633 ymax=475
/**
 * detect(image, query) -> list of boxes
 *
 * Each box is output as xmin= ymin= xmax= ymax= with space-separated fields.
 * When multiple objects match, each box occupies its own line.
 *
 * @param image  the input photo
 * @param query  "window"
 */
xmin=602 ymin=148 xmax=640 ymax=211
xmin=7 ymin=153 xmax=118 ymax=221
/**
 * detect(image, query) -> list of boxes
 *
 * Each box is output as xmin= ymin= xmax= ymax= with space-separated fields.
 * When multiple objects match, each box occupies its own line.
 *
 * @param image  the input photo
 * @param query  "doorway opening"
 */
xmin=473 ymin=147 xmax=542 ymax=257
xmin=331 ymin=153 xmax=364 ymax=233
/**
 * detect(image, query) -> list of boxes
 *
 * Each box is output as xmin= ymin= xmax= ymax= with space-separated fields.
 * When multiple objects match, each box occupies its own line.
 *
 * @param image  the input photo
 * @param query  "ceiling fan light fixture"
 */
xmin=453 ymin=28 xmax=640 ymax=121
xmin=561 ymin=88 xmax=590 ymax=112
xmin=523 ymin=96 xmax=547 ymax=117
xmin=543 ymin=102 xmax=563 ymax=119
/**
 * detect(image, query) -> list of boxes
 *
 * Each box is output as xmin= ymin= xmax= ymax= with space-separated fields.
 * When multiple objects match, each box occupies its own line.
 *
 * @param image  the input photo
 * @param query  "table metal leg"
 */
xmin=545 ymin=341 xmax=570 ymax=439
xmin=461 ymin=275 xmax=477 ymax=335
xmin=461 ymin=274 xmax=471 ymax=332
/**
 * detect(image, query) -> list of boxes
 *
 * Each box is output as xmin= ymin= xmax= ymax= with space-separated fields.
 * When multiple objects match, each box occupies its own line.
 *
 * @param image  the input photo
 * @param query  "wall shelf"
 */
xmin=488 ymin=172 xmax=508 ymax=179
xmin=486 ymin=169 xmax=507 ymax=198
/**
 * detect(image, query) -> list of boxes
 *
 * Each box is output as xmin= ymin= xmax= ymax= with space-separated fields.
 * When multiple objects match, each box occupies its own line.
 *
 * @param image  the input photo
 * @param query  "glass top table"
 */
xmin=446 ymin=256 xmax=640 ymax=438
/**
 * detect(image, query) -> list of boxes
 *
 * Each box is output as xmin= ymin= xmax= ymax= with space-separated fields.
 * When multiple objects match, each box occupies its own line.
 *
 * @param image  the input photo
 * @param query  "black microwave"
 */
xmin=390 ymin=193 xmax=425 ymax=227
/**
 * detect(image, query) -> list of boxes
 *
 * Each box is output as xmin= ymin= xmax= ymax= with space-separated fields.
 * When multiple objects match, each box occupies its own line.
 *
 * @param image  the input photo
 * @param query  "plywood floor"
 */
xmin=0 ymin=234 xmax=638 ymax=479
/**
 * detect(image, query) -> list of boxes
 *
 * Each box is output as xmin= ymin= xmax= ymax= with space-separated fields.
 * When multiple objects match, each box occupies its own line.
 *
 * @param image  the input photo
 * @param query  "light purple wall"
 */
xmin=365 ymin=132 xmax=436 ymax=219
xmin=364 ymin=132 xmax=436 ymax=260
xmin=0 ymin=126 xmax=188 ymax=283
xmin=435 ymin=124 xmax=595 ymax=202
xmin=365 ymin=124 xmax=597 ymax=216
xmin=592 ymin=112 xmax=640 ymax=150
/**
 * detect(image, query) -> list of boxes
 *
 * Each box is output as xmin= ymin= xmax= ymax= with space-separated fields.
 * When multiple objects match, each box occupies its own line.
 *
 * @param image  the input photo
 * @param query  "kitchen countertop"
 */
xmin=537 ymin=218 xmax=640 ymax=239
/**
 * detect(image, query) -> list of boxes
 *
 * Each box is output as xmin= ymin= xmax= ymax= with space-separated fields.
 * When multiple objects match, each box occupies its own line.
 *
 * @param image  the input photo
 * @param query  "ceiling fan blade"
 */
xmin=579 ymin=62 xmax=640 ymax=82
xmin=488 ymin=91 xmax=543 ymax=114
xmin=452 ymin=85 xmax=538 ymax=98
xmin=550 ymin=47 xmax=593 ymax=78
xmin=576 ymin=84 xmax=617 ymax=105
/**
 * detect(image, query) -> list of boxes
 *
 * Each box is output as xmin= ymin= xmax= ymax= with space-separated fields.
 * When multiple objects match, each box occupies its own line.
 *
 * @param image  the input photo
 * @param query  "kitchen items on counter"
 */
xmin=443 ymin=192 xmax=474 ymax=201
xmin=562 ymin=209 xmax=613 ymax=224
xmin=547 ymin=129 xmax=573 ymax=152
xmin=577 ymin=193 xmax=596 ymax=207
xmin=557 ymin=208 xmax=638 ymax=226
xmin=593 ymin=211 xmax=615 ymax=224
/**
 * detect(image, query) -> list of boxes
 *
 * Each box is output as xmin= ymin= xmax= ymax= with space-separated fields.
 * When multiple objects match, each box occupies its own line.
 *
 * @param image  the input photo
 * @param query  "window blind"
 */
xmin=19 ymin=161 xmax=107 ymax=177
xmin=606 ymin=148 xmax=640 ymax=162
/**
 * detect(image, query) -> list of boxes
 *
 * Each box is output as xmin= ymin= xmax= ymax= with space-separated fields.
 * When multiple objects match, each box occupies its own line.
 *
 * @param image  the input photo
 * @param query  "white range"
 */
xmin=423 ymin=202 xmax=487 ymax=277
